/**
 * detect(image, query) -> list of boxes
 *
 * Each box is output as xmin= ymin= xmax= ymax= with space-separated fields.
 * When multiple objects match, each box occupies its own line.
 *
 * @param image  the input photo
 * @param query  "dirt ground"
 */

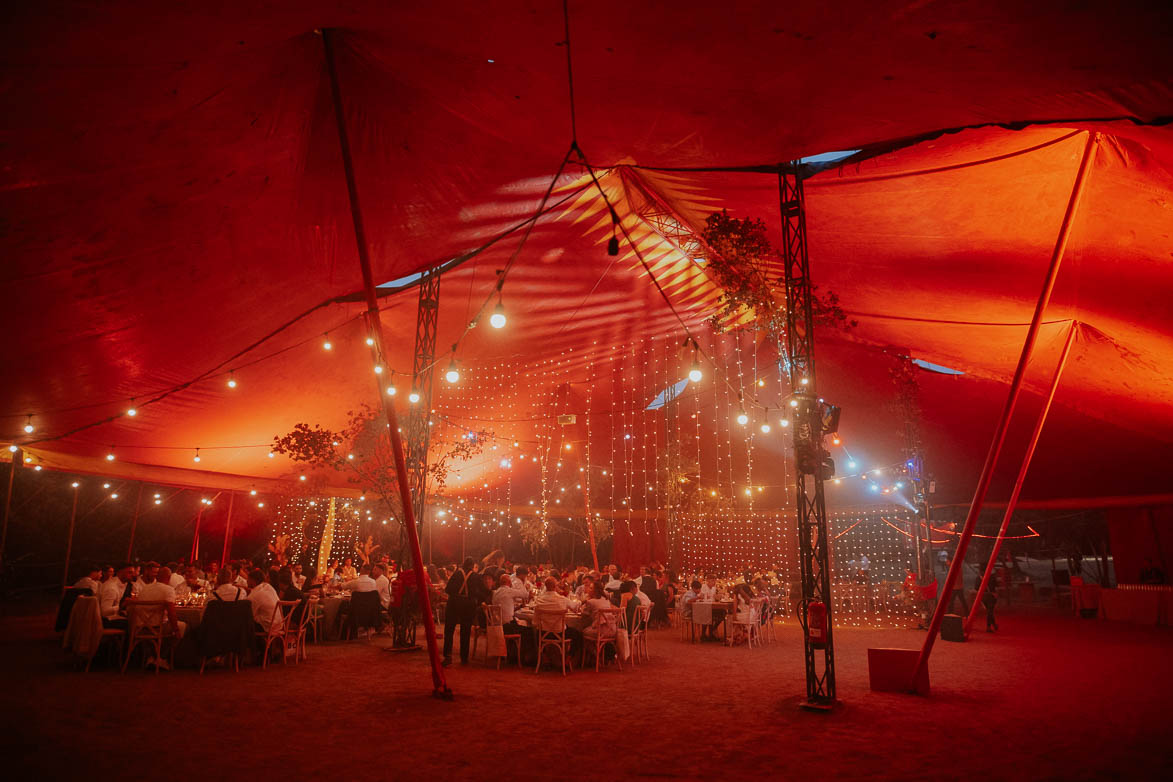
xmin=1 ymin=603 xmax=1170 ymax=780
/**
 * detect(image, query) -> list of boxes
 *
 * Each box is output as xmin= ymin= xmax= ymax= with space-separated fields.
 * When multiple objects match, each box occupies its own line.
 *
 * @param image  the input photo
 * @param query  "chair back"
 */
xmin=349 ymin=590 xmax=381 ymax=630
xmin=533 ymin=608 xmax=567 ymax=634
xmin=484 ymin=603 xmax=503 ymax=627
xmin=274 ymin=600 xmax=301 ymax=638
xmin=751 ymin=597 xmax=768 ymax=621
xmin=591 ymin=607 xmax=620 ymax=638
xmin=126 ymin=600 xmax=170 ymax=639
xmin=56 ymin=587 xmax=93 ymax=632
xmin=196 ymin=599 xmax=254 ymax=659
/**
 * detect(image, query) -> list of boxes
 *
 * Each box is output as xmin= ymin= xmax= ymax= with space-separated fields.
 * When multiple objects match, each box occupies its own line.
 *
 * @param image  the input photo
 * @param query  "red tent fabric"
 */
xmin=2 ymin=2 xmax=1171 ymax=520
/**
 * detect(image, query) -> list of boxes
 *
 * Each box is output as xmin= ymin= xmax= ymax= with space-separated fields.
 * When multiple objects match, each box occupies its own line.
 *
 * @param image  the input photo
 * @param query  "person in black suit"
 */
xmin=442 ymin=558 xmax=478 ymax=666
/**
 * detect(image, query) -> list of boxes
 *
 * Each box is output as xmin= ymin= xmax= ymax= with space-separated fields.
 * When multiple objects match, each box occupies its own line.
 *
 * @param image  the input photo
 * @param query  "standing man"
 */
xmin=442 ymin=557 xmax=477 ymax=666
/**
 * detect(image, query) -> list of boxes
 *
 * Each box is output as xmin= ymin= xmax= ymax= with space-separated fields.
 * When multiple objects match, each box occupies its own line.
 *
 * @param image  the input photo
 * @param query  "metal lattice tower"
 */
xmin=779 ymin=166 xmax=836 ymax=708
xmin=406 ymin=268 xmax=440 ymax=545
xmin=892 ymin=355 xmax=932 ymax=582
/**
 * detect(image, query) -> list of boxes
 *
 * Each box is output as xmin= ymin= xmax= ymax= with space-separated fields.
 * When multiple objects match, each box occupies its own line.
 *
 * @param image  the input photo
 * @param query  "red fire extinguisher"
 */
xmin=805 ymin=600 xmax=828 ymax=649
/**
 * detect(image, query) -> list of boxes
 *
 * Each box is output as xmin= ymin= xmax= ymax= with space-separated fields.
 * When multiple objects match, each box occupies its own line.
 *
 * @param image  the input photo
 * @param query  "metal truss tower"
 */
xmin=779 ymin=166 xmax=836 ymax=708
xmin=406 ymin=268 xmax=440 ymax=551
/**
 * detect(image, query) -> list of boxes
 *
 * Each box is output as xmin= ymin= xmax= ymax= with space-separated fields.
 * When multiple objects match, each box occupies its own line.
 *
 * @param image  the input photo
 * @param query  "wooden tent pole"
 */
xmin=61 ymin=485 xmax=81 ymax=591
xmin=322 ymin=28 xmax=449 ymax=697
xmin=220 ymin=491 xmax=236 ymax=566
xmin=964 ymin=322 xmax=1077 ymax=635
xmin=911 ymin=131 xmax=1098 ymax=690
xmin=125 ymin=482 xmax=144 ymax=561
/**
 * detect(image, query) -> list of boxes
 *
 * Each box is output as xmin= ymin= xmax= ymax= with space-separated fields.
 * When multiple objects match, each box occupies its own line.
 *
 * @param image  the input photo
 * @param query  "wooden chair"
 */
xmin=471 ymin=604 xmax=490 ymax=659
xmin=343 ymin=591 xmax=382 ymax=640
xmin=731 ymin=598 xmax=765 ymax=648
xmin=121 ymin=600 xmax=174 ymax=673
xmin=760 ymin=597 xmax=778 ymax=643
xmin=533 ymin=608 xmax=573 ymax=675
xmin=197 ymin=599 xmax=253 ymax=674
xmin=256 ymin=601 xmax=293 ymax=668
xmin=623 ymin=603 xmax=651 ymax=665
xmin=582 ymin=607 xmax=622 ymax=672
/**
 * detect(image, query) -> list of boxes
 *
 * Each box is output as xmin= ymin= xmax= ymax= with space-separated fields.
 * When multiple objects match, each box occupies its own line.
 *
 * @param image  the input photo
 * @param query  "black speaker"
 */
xmin=941 ymin=613 xmax=965 ymax=642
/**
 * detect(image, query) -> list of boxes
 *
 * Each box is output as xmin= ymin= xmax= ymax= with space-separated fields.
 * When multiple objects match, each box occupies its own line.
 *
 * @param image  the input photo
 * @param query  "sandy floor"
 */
xmin=1 ymin=605 xmax=1170 ymax=780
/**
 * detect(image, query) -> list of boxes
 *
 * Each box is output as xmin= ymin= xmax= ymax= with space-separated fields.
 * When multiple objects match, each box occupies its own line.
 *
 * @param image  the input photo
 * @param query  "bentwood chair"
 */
xmin=471 ymin=604 xmax=490 ymax=660
xmin=533 ymin=608 xmax=573 ymax=675
xmin=731 ymin=599 xmax=765 ymax=648
xmin=582 ymin=607 xmax=622 ymax=672
xmin=635 ymin=604 xmax=652 ymax=663
xmin=256 ymin=601 xmax=293 ymax=668
xmin=121 ymin=600 xmax=173 ymax=673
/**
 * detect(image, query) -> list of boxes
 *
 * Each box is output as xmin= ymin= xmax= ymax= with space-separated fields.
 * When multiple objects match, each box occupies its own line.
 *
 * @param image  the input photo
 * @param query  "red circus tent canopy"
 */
xmin=1 ymin=1 xmax=1171 ymax=514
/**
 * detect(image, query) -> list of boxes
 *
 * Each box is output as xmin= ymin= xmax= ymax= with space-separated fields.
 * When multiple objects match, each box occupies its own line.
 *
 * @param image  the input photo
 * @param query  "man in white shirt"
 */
xmin=137 ymin=566 xmax=186 ymax=639
xmin=245 ymin=569 xmax=282 ymax=632
xmin=372 ymin=564 xmax=391 ymax=610
xmin=99 ymin=563 xmax=137 ymax=624
xmin=292 ymin=563 xmax=306 ymax=591
xmin=510 ymin=566 xmax=530 ymax=589
xmin=165 ymin=562 xmax=185 ymax=589
xmin=73 ymin=565 xmax=102 ymax=595
xmin=492 ymin=574 xmax=529 ymax=625
xmin=212 ymin=568 xmax=247 ymax=601
xmin=342 ymin=563 xmax=378 ymax=595
xmin=534 ymin=578 xmax=571 ymax=612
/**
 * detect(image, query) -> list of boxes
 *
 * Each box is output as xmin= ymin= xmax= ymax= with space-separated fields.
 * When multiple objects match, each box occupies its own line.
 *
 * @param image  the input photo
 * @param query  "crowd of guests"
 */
xmin=69 ymin=549 xmax=786 ymax=666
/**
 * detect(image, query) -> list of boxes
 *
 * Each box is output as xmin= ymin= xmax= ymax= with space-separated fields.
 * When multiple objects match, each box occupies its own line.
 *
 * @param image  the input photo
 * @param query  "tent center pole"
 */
xmin=321 ymin=27 xmax=449 ymax=698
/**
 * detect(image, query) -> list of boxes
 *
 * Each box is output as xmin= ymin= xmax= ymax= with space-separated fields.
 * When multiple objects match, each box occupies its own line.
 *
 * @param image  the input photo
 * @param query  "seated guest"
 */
xmin=100 ymin=565 xmax=115 ymax=584
xmin=246 ymin=568 xmax=282 ymax=632
xmin=99 ymin=563 xmax=138 ymax=627
xmin=175 ymin=567 xmax=206 ymax=599
xmin=292 ymin=563 xmax=306 ymax=590
xmin=276 ymin=568 xmax=302 ymax=602
xmin=165 ymin=562 xmax=184 ymax=588
xmin=511 ymin=566 xmax=530 ymax=589
xmin=339 ymin=557 xmax=358 ymax=581
xmin=212 ymin=568 xmax=247 ymax=601
xmin=493 ymin=574 xmax=529 ymax=629
xmin=470 ymin=573 xmax=495 ymax=621
xmin=619 ymin=580 xmax=643 ymax=631
xmin=299 ymin=567 xmax=323 ymax=595
xmin=699 ymin=575 xmax=718 ymax=601
xmin=73 ymin=565 xmax=102 ymax=595
xmin=342 ymin=563 xmax=378 ymax=594
xmin=604 ymin=564 xmax=623 ymax=592
xmin=203 ymin=561 xmax=219 ymax=585
xmin=232 ymin=562 xmax=248 ymax=589
xmin=579 ymin=580 xmax=612 ymax=621
xmin=136 ymin=561 xmax=160 ymax=591
xmin=372 ymin=564 xmax=391 ymax=610
xmin=681 ymin=580 xmax=703 ymax=619
xmin=137 ymin=566 xmax=186 ymax=641
xmin=574 ymin=575 xmax=596 ymax=601
xmin=534 ymin=577 xmax=571 ymax=612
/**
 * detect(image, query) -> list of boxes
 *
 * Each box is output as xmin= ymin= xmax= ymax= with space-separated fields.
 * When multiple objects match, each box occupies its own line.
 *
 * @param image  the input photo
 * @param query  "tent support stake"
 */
xmin=911 ymin=131 xmax=1098 ymax=689
xmin=322 ymin=28 xmax=450 ymax=698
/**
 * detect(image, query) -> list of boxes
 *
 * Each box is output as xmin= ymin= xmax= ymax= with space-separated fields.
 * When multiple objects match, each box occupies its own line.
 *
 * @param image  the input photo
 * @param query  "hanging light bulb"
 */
xmin=226 ymin=373 xmax=237 ymax=388
xmin=779 ymin=418 xmax=790 ymax=428
xmin=193 ymin=448 xmax=201 ymax=463
xmin=374 ymin=365 xmax=384 ymax=375
xmin=489 ymin=299 xmax=507 ymax=329
xmin=106 ymin=450 xmax=115 ymax=461
xmin=267 ymin=450 xmax=275 ymax=458
xmin=365 ymin=337 xmax=375 ymax=346
xmin=445 ymin=361 xmax=460 ymax=384
xmin=760 ymin=423 xmax=771 ymax=434
xmin=385 ymin=385 xmax=397 ymax=396
xmin=71 ymin=482 xmax=80 ymax=488
xmin=249 ymin=489 xmax=257 ymax=496
xmin=409 ymin=391 xmax=420 ymax=404
xmin=23 ymin=416 xmax=34 ymax=434
xmin=7 ymin=445 xmax=16 ymax=453
xmin=322 ymin=336 xmax=332 ymax=351
xmin=126 ymin=401 xmax=137 ymax=417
